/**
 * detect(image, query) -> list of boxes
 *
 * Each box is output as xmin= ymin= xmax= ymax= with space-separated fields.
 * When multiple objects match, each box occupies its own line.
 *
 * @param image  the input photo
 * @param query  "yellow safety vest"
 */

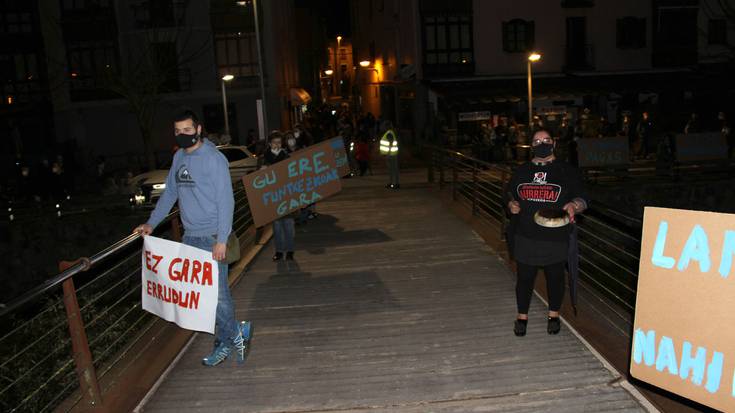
xmin=379 ymin=130 xmax=398 ymax=155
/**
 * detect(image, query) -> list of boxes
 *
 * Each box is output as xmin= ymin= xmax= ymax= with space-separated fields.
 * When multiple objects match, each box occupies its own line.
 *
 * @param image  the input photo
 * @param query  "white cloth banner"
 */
xmin=141 ymin=235 xmax=219 ymax=333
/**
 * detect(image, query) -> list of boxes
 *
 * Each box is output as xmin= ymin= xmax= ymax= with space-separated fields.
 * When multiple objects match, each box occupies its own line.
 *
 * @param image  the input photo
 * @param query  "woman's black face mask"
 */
xmin=532 ymin=142 xmax=554 ymax=158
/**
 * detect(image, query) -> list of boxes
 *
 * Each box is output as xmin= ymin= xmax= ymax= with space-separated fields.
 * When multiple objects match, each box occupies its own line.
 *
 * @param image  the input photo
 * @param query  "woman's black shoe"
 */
xmin=547 ymin=317 xmax=561 ymax=335
xmin=513 ymin=319 xmax=528 ymax=336
xmin=285 ymin=251 xmax=294 ymax=260
xmin=272 ymin=252 xmax=283 ymax=261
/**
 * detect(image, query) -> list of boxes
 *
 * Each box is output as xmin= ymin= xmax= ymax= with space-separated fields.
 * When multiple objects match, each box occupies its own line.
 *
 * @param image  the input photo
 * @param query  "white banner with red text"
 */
xmin=141 ymin=235 xmax=219 ymax=333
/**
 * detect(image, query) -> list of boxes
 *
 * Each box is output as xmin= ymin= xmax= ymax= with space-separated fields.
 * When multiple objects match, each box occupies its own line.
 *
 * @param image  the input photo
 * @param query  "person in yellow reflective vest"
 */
xmin=379 ymin=120 xmax=400 ymax=189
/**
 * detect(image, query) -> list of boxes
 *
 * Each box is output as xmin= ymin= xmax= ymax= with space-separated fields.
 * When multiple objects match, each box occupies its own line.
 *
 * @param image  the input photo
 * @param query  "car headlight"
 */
xmin=152 ymin=183 xmax=166 ymax=190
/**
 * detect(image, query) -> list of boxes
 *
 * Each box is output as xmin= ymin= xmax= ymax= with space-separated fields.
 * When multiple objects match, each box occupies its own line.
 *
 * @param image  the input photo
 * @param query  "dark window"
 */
xmin=502 ymin=19 xmax=535 ymax=53
xmin=708 ymin=19 xmax=727 ymax=45
xmin=67 ymin=41 xmax=116 ymax=80
xmin=0 ymin=53 xmax=38 ymax=81
xmin=130 ymin=0 xmax=185 ymax=29
xmin=150 ymin=42 xmax=180 ymax=92
xmin=214 ymin=33 xmax=259 ymax=78
xmin=219 ymin=148 xmax=247 ymax=163
xmin=424 ymin=14 xmax=474 ymax=65
xmin=0 ymin=12 xmax=33 ymax=33
xmin=561 ymin=0 xmax=594 ymax=7
xmin=617 ymin=17 xmax=646 ymax=49
xmin=653 ymin=6 xmax=698 ymax=67
xmin=61 ymin=0 xmax=112 ymax=10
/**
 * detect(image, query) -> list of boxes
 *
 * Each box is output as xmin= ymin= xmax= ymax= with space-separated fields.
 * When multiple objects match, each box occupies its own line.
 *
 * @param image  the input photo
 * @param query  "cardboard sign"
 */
xmin=243 ymin=139 xmax=343 ymax=227
xmin=676 ymin=133 xmax=728 ymax=162
xmin=329 ymin=137 xmax=351 ymax=177
xmin=577 ymin=136 xmax=630 ymax=167
xmin=141 ymin=235 xmax=219 ymax=333
xmin=631 ymin=207 xmax=735 ymax=412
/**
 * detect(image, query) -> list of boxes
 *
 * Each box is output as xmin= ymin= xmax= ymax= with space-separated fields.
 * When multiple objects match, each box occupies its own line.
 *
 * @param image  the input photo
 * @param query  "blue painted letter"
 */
xmin=679 ymin=341 xmax=706 ymax=386
xmin=652 ymin=221 xmax=676 ymax=269
xmin=656 ymin=336 xmax=678 ymax=375
xmin=719 ymin=230 xmax=735 ymax=278
xmin=705 ymin=352 xmax=724 ymax=394
xmin=633 ymin=329 xmax=656 ymax=366
xmin=677 ymin=225 xmax=711 ymax=273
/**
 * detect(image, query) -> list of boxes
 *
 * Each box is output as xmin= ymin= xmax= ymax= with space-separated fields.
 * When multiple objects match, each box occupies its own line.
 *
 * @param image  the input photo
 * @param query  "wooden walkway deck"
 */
xmin=139 ymin=170 xmax=648 ymax=413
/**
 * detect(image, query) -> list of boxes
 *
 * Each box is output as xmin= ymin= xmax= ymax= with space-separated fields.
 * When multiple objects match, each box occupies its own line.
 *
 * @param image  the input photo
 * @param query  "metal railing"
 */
xmin=426 ymin=145 xmax=641 ymax=318
xmin=0 ymin=175 xmax=257 ymax=413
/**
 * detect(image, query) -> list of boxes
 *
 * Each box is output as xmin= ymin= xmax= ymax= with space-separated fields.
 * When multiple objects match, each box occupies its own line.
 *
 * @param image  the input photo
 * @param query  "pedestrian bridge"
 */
xmin=139 ymin=170 xmax=648 ymax=413
xmin=2 ymin=151 xmax=682 ymax=413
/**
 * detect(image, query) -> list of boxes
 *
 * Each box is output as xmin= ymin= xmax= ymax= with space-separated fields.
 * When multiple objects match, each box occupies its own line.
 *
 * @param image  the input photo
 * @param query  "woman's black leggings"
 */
xmin=516 ymin=261 xmax=566 ymax=314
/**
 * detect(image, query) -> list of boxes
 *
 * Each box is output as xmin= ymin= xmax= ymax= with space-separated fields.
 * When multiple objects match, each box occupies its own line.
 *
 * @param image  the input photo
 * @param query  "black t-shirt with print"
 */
xmin=507 ymin=160 xmax=588 ymax=243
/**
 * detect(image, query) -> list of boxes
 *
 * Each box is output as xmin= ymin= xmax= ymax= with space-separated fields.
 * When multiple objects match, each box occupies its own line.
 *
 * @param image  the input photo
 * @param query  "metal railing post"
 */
xmin=171 ymin=215 xmax=182 ymax=242
xmin=59 ymin=260 xmax=104 ymax=411
xmin=428 ymin=147 xmax=435 ymax=183
xmin=500 ymin=170 xmax=509 ymax=239
xmin=472 ymin=167 xmax=478 ymax=215
xmin=438 ymin=153 xmax=445 ymax=189
xmin=452 ymin=159 xmax=458 ymax=201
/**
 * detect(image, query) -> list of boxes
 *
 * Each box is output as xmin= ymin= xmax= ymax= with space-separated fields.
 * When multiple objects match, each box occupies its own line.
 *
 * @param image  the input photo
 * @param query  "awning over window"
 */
xmin=290 ymin=88 xmax=312 ymax=105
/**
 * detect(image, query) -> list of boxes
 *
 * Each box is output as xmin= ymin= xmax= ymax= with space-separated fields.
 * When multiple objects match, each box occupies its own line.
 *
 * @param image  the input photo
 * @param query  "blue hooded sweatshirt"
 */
xmin=147 ymin=139 xmax=234 ymax=243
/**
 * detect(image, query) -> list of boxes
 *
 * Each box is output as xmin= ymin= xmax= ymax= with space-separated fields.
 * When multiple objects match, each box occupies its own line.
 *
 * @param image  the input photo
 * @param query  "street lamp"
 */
xmin=335 ymin=35 xmax=342 ymax=96
xmin=221 ymin=74 xmax=234 ymax=137
xmin=236 ymin=0 xmax=267 ymax=138
xmin=324 ymin=68 xmax=334 ymax=76
xmin=527 ymin=52 xmax=542 ymax=134
xmin=359 ymin=60 xmax=370 ymax=68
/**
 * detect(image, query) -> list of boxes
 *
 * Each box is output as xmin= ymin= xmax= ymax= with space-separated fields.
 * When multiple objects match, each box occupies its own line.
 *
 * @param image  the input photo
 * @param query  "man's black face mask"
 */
xmin=176 ymin=132 xmax=199 ymax=148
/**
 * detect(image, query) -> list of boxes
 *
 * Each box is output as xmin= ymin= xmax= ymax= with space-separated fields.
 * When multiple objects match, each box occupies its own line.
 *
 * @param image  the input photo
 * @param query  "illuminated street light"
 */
xmin=359 ymin=60 xmax=371 ymax=67
xmin=324 ymin=69 xmax=334 ymax=76
xmin=527 ymin=52 xmax=542 ymax=134
xmin=221 ymin=74 xmax=234 ymax=136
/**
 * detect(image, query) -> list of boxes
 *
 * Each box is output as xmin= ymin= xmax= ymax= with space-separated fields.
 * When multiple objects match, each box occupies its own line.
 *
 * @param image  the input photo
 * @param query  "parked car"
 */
xmin=129 ymin=144 xmax=258 ymax=207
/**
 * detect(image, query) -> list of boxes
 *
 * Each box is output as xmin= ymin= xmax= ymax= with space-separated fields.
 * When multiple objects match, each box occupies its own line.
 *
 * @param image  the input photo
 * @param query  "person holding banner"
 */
xmin=134 ymin=109 xmax=252 ymax=366
xmin=263 ymin=131 xmax=296 ymax=261
xmin=505 ymin=129 xmax=588 ymax=337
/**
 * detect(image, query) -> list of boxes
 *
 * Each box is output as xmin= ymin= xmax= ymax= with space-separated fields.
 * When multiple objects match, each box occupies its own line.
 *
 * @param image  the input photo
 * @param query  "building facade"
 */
xmin=351 ymin=0 xmax=735 ymax=143
xmin=2 ymin=0 xmax=316 ymax=176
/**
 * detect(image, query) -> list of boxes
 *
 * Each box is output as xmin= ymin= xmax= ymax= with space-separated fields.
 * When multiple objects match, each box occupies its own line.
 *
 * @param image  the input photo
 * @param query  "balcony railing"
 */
xmin=564 ymin=43 xmax=595 ymax=71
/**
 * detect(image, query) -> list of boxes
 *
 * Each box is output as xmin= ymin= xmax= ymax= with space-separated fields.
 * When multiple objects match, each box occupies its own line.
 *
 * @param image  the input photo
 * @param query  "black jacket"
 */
xmin=263 ymin=149 xmax=289 ymax=166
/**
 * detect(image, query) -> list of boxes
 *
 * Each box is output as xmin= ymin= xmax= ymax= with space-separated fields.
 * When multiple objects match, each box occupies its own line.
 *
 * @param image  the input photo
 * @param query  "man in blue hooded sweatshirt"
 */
xmin=134 ymin=109 xmax=252 ymax=366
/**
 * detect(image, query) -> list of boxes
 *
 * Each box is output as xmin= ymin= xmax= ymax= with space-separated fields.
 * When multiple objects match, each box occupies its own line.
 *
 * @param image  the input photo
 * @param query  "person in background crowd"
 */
xmin=684 ymin=112 xmax=699 ymax=135
xmin=293 ymin=123 xmax=313 ymax=148
xmin=636 ymin=112 xmax=653 ymax=159
xmin=508 ymin=118 xmax=520 ymax=161
xmin=263 ymin=131 xmax=296 ymax=260
xmin=379 ymin=120 xmax=400 ymax=189
xmin=505 ymin=128 xmax=589 ymax=337
xmin=720 ymin=112 xmax=733 ymax=159
xmin=285 ymin=131 xmax=300 ymax=153
xmin=355 ymin=132 xmax=372 ymax=176
xmin=245 ymin=128 xmax=257 ymax=152
xmin=134 ymin=109 xmax=252 ymax=367
xmin=599 ymin=116 xmax=615 ymax=137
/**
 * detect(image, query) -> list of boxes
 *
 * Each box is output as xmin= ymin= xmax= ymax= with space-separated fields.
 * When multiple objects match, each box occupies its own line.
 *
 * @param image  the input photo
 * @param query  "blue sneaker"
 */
xmin=233 ymin=321 xmax=253 ymax=364
xmin=202 ymin=341 xmax=233 ymax=366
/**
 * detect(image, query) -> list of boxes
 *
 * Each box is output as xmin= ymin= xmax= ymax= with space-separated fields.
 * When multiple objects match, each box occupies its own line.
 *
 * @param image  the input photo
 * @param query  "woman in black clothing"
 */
xmin=506 ymin=129 xmax=589 ymax=336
